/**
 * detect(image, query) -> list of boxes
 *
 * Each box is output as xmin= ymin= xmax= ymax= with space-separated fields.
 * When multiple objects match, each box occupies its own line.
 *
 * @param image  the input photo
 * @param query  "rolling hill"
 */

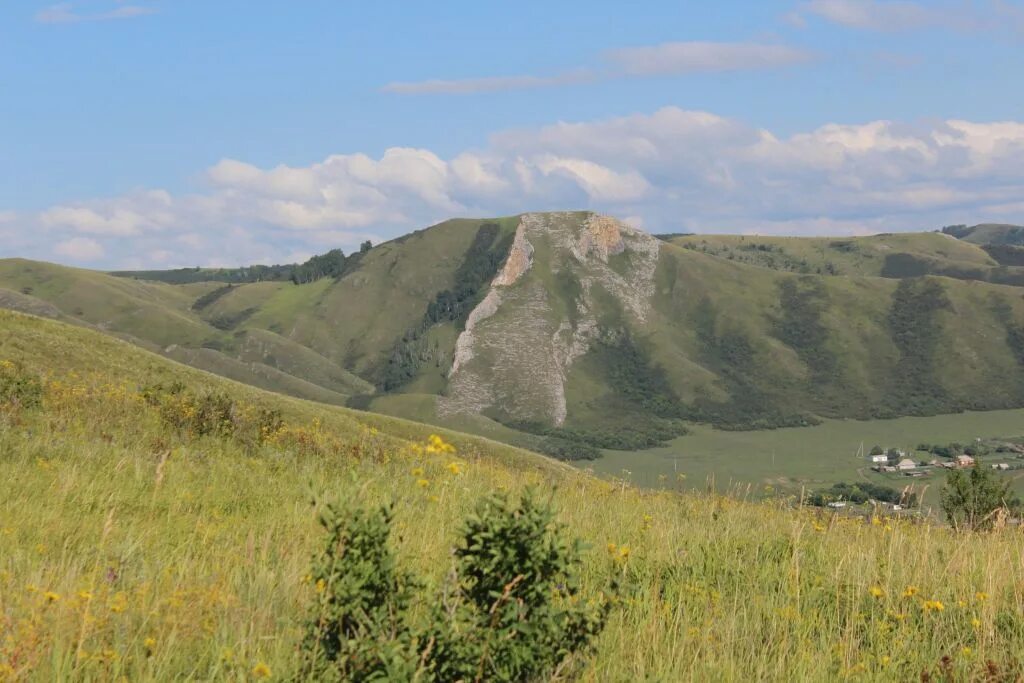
xmin=5 ymin=214 xmax=1024 ymax=459
xmin=6 ymin=301 xmax=1024 ymax=680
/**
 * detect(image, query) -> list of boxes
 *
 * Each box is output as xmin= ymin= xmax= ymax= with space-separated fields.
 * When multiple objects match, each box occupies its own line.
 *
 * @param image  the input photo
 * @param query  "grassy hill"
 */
xmin=6 ymin=213 xmax=1024 ymax=462
xmin=5 ymin=309 xmax=1024 ymax=680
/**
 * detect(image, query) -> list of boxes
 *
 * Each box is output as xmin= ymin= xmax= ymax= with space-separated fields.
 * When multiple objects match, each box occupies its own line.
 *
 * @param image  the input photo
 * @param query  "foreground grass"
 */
xmin=4 ymin=312 xmax=1024 ymax=680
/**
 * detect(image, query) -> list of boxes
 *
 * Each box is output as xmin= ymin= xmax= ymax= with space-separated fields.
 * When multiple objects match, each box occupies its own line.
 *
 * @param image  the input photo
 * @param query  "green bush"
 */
xmin=296 ymin=489 xmax=614 ymax=682
xmin=0 ymin=361 xmax=43 ymax=411
xmin=296 ymin=503 xmax=418 ymax=682
xmin=940 ymin=462 xmax=1020 ymax=531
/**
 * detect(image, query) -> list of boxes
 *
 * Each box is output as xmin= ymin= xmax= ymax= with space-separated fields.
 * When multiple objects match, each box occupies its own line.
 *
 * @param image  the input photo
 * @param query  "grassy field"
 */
xmin=592 ymin=411 xmax=1024 ymax=506
xmin=6 ymin=310 xmax=1024 ymax=680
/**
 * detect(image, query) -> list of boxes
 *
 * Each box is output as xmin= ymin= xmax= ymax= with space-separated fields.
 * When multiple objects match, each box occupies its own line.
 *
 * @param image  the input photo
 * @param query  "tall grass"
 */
xmin=3 ymin=333 xmax=1024 ymax=679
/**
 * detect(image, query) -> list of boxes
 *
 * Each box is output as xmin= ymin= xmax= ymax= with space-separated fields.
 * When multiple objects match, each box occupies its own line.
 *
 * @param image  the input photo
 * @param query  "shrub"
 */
xmin=296 ymin=489 xmax=614 ymax=682
xmin=940 ymin=462 xmax=1019 ymax=531
xmin=0 ymin=360 xmax=43 ymax=412
xmin=140 ymin=382 xmax=238 ymax=438
xmin=423 ymin=489 xmax=612 ymax=682
xmin=296 ymin=502 xmax=418 ymax=682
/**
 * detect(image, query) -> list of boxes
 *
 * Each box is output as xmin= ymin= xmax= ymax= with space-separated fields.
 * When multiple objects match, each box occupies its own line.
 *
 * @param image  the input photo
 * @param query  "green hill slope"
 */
xmin=5 ymin=310 xmax=1024 ymax=680
xmin=6 ymin=213 xmax=1024 ymax=460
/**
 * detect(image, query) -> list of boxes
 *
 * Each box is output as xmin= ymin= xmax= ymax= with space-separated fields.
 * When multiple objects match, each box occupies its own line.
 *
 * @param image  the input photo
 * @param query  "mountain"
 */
xmin=5 ymin=211 xmax=1024 ymax=459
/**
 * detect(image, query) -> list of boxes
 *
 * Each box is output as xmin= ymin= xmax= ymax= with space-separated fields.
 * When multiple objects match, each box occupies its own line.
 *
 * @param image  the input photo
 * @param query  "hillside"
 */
xmin=6 ymin=309 xmax=1024 ymax=680
xmin=6 ymin=213 xmax=1024 ymax=461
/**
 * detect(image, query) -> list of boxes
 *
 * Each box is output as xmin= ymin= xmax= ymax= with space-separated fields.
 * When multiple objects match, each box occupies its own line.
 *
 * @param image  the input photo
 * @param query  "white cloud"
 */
xmin=803 ymin=0 xmax=934 ymax=30
xmin=54 ymin=237 xmax=105 ymax=261
xmin=382 ymin=70 xmax=594 ymax=95
xmin=800 ymin=0 xmax=1024 ymax=37
xmin=35 ymin=2 xmax=157 ymax=24
xmin=606 ymin=42 xmax=815 ymax=75
xmin=24 ymin=107 xmax=1024 ymax=268
xmin=382 ymin=41 xmax=811 ymax=95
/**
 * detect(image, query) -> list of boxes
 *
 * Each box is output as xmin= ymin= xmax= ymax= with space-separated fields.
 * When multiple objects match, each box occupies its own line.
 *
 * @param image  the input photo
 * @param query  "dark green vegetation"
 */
xmin=297 ymin=490 xmax=611 ymax=682
xmin=112 ymin=243 xmax=370 ymax=286
xmin=807 ymin=482 xmax=916 ymax=507
xmin=381 ymin=223 xmax=514 ymax=391
xmin=940 ymin=463 xmax=1020 ymax=531
xmin=6 ymin=214 xmax=1024 ymax=465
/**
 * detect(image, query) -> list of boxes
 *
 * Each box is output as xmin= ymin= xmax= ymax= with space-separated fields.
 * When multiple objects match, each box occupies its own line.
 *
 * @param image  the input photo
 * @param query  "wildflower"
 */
xmin=902 ymin=586 xmax=918 ymax=598
xmin=971 ymin=617 xmax=982 ymax=629
xmin=410 ymin=467 xmax=424 ymax=477
xmin=975 ymin=591 xmax=988 ymax=602
xmin=812 ymin=522 xmax=826 ymax=532
xmin=252 ymin=662 xmax=272 ymax=678
xmin=416 ymin=479 xmax=430 ymax=488
xmin=315 ymin=579 xmax=326 ymax=594
xmin=606 ymin=542 xmax=618 ymax=556
xmin=922 ymin=599 xmax=945 ymax=612
xmin=445 ymin=461 xmax=462 ymax=475
xmin=868 ymin=586 xmax=885 ymax=599
xmin=144 ymin=637 xmax=156 ymax=655
xmin=880 ymin=656 xmax=891 ymax=666
xmin=619 ymin=546 xmax=631 ymax=560
xmin=428 ymin=495 xmax=440 ymax=503
xmin=78 ymin=590 xmax=93 ymax=601
xmin=962 ymin=647 xmax=973 ymax=656
xmin=44 ymin=591 xmax=60 ymax=603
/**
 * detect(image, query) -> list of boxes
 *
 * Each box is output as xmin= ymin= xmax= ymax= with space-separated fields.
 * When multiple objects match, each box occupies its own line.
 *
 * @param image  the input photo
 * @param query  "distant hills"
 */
xmin=4 ymin=215 xmax=1024 ymax=459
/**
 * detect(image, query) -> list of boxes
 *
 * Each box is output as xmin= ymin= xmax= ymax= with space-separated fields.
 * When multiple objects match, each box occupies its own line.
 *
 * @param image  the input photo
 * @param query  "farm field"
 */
xmin=591 ymin=410 xmax=1024 ymax=507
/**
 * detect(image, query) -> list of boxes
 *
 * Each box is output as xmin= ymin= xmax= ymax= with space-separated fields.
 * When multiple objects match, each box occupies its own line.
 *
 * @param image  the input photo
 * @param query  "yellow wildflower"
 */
xmin=922 ymin=599 xmax=945 ymax=612
xmin=315 ymin=578 xmax=326 ymax=594
xmin=445 ymin=461 xmax=462 ymax=475
xmin=416 ymin=479 xmax=430 ymax=488
xmin=902 ymin=586 xmax=918 ymax=598
xmin=975 ymin=591 xmax=988 ymax=602
xmin=144 ymin=637 xmax=156 ymax=654
xmin=411 ymin=467 xmax=424 ymax=477
xmin=868 ymin=586 xmax=884 ymax=599
xmin=252 ymin=662 xmax=272 ymax=678
xmin=971 ymin=617 xmax=982 ymax=629
xmin=44 ymin=591 xmax=60 ymax=603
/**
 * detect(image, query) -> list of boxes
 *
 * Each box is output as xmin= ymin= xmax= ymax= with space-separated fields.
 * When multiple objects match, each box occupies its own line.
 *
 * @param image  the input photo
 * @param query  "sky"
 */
xmin=2 ymin=0 xmax=1024 ymax=269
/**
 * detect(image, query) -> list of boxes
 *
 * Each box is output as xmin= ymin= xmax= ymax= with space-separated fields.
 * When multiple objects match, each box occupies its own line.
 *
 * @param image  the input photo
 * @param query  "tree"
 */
xmin=360 ymin=240 xmax=372 ymax=253
xmin=869 ymin=445 xmax=884 ymax=456
xmin=940 ymin=462 xmax=1018 ymax=531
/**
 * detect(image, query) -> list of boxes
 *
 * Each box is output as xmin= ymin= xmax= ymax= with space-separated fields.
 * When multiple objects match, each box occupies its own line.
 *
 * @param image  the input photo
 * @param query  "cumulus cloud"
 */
xmin=54 ymin=237 xmax=105 ymax=261
xmin=35 ymin=2 xmax=157 ymax=24
xmin=19 ymin=107 xmax=1024 ymax=268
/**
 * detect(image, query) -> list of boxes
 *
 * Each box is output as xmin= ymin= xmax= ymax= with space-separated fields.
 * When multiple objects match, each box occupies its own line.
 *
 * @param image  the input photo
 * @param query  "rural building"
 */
xmin=870 ymin=454 xmax=888 ymax=463
xmin=956 ymin=455 xmax=975 ymax=468
xmin=897 ymin=458 xmax=916 ymax=471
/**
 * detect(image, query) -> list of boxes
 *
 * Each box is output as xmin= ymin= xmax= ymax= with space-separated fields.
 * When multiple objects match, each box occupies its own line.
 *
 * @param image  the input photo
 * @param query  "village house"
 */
xmin=897 ymin=458 xmax=917 ymax=471
xmin=955 ymin=454 xmax=975 ymax=468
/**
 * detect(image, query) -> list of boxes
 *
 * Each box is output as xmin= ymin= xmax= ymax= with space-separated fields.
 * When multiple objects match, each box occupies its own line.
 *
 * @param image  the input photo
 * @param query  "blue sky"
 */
xmin=2 ymin=0 xmax=1024 ymax=268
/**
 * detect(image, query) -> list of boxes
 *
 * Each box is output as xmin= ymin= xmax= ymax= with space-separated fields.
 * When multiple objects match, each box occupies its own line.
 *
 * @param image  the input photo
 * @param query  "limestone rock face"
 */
xmin=440 ymin=212 xmax=660 ymax=426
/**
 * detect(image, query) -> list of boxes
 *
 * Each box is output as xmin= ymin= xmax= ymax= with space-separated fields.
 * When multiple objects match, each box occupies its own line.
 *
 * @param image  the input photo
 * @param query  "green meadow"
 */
xmin=592 ymin=410 xmax=1024 ymax=506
